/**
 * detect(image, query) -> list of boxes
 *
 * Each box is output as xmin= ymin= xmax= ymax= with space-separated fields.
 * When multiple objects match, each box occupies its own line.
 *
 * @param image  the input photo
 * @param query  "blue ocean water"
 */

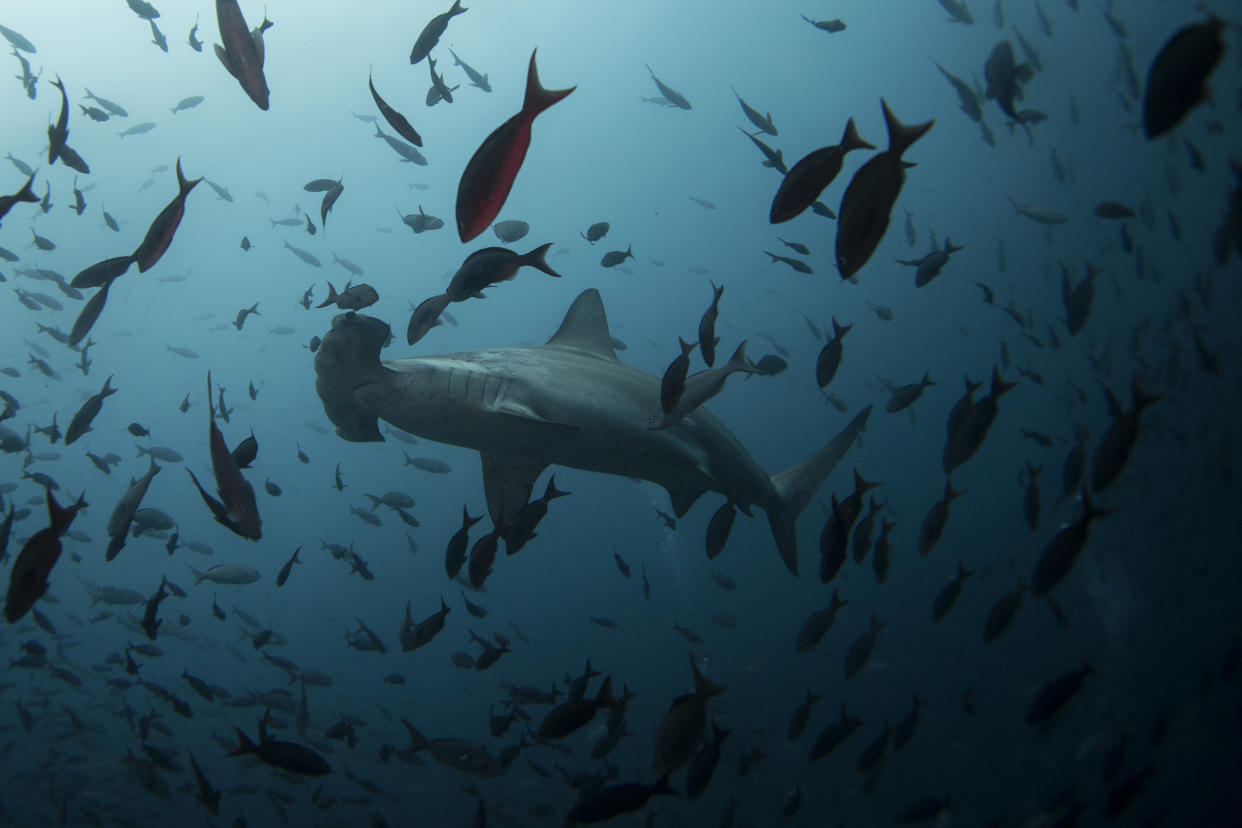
xmin=1 ymin=1 xmax=1240 ymax=825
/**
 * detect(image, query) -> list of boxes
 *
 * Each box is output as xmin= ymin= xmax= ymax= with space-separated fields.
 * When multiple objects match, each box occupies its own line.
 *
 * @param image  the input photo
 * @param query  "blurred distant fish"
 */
xmin=449 ymin=48 xmax=490 ymax=91
xmin=644 ymin=63 xmax=691 ymax=109
xmin=492 ymin=220 xmax=529 ymax=243
xmin=170 ymin=95 xmax=204 ymax=114
xmin=0 ymin=23 xmax=36 ymax=53
xmin=85 ymin=87 xmax=128 ymax=116
xmin=802 ymin=15 xmax=846 ymax=33
xmin=938 ymin=0 xmax=974 ymax=24
xmin=581 ymin=221 xmax=609 ymax=243
xmin=149 ymin=19 xmax=168 ymax=52
xmin=456 ymin=51 xmax=574 ymax=242
xmin=731 ymin=85 xmax=776 ymax=135
xmin=118 ymin=121 xmax=155 ymax=137
xmin=283 ymin=240 xmax=321 ymax=267
xmin=188 ymin=15 xmax=203 ymax=51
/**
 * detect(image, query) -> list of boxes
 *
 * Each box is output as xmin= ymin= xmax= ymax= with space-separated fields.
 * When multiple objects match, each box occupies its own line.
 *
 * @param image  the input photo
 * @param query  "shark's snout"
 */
xmin=314 ymin=312 xmax=392 ymax=442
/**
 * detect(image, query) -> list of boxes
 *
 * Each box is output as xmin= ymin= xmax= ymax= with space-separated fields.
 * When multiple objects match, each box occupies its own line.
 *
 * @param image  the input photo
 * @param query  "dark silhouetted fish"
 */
xmin=771 ymin=118 xmax=873 ymax=224
xmin=409 ymin=0 xmax=467 ymax=65
xmin=836 ymin=101 xmax=933 ymax=279
xmin=1142 ymin=18 xmax=1225 ymax=139
xmin=369 ymin=72 xmax=422 ymax=146
xmin=131 ymin=158 xmax=200 ymax=272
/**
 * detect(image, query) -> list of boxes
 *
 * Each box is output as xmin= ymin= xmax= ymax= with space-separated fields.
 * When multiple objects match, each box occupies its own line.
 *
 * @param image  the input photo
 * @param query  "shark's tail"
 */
xmin=766 ymin=406 xmax=872 ymax=575
xmin=313 ymin=312 xmax=394 ymax=442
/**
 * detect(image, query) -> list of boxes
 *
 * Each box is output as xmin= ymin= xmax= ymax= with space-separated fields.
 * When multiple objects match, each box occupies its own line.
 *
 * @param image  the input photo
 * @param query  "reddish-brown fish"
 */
xmin=132 ymin=158 xmax=200 ymax=272
xmin=455 ymin=50 xmax=574 ymax=242
xmin=188 ymin=371 xmax=261 ymax=540
xmin=5 ymin=490 xmax=85 ymax=624
xmin=215 ymin=0 xmax=270 ymax=111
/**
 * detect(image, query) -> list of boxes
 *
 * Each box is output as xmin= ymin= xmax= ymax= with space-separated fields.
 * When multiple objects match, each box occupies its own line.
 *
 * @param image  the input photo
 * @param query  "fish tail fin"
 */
xmin=839 ymin=117 xmax=875 ymax=152
xmin=1130 ymin=375 xmax=1162 ymax=411
xmin=174 ymin=158 xmax=201 ymax=196
xmin=880 ymin=99 xmax=933 ymax=157
xmin=542 ymin=475 xmax=571 ymax=501
xmin=524 ymin=242 xmax=562 ymax=278
xmin=188 ymin=564 xmax=206 ymax=585
xmin=689 ymin=654 xmax=726 ymax=697
xmin=766 ymin=406 xmax=872 ymax=574
xmin=14 ymin=172 xmax=38 ymax=203
xmin=651 ymin=775 xmax=676 ymax=797
xmin=726 ymin=340 xmax=758 ymax=374
xmin=521 ymin=50 xmax=574 ymax=118
xmin=400 ymin=720 xmax=429 ymax=753
xmin=316 ymin=282 xmax=339 ymax=308
xmin=228 ymin=727 xmax=256 ymax=756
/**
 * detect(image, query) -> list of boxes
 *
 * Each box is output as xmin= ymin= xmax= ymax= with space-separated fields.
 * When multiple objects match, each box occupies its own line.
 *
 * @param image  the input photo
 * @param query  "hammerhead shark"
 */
xmin=314 ymin=289 xmax=870 ymax=575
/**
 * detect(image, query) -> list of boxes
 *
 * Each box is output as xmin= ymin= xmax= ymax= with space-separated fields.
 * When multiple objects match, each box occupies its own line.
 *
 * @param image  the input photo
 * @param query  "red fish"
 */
xmin=131 ymin=158 xmax=201 ymax=272
xmin=215 ymin=0 xmax=270 ymax=111
xmin=5 ymin=490 xmax=85 ymax=624
xmin=455 ymin=50 xmax=574 ymax=242
xmin=188 ymin=371 xmax=261 ymax=540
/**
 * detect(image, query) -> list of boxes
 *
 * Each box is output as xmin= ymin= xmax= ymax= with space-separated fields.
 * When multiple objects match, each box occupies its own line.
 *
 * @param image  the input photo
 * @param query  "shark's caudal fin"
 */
xmin=766 ymin=406 xmax=872 ymax=575
xmin=313 ymin=312 xmax=395 ymax=442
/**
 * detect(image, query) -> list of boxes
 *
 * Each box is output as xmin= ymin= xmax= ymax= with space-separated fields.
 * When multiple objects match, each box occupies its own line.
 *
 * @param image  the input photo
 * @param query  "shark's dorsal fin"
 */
xmin=544 ymin=289 xmax=618 ymax=361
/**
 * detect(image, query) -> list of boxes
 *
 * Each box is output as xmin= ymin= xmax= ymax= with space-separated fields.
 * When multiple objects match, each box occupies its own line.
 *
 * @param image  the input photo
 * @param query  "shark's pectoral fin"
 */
xmin=481 ymin=454 xmax=548 ymax=525
xmin=491 ymin=399 xmax=580 ymax=433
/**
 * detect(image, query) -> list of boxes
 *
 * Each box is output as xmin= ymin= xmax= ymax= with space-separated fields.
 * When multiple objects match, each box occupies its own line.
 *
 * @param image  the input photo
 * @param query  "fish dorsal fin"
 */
xmin=544 ymin=289 xmax=618 ymax=361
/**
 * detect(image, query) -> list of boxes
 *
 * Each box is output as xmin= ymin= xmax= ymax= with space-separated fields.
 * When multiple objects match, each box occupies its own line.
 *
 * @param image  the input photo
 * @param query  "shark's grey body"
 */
xmin=314 ymin=289 xmax=869 ymax=574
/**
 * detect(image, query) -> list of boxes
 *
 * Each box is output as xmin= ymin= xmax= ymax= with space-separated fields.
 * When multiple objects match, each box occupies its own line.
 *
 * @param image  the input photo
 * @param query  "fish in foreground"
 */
xmin=456 ymin=50 xmax=574 ymax=242
xmin=132 ymin=158 xmax=201 ymax=272
xmin=409 ymin=0 xmax=467 ymax=65
xmin=64 ymin=375 xmax=117 ymax=444
xmin=229 ymin=726 xmax=329 ymax=776
xmin=214 ymin=0 xmax=271 ymax=110
xmin=187 ymin=371 xmax=261 ymax=540
xmin=771 ymin=118 xmax=873 ymax=224
xmin=407 ymin=244 xmax=561 ymax=344
xmin=836 ymin=100 xmax=933 ymax=280
xmin=1142 ymin=18 xmax=1225 ymax=139
xmin=368 ymin=72 xmax=421 ymax=146
xmin=5 ymin=490 xmax=86 ymax=623
xmin=317 ymin=282 xmax=378 ymax=311
xmin=317 ymin=289 xmax=870 ymax=575
xmin=0 ymin=173 xmax=39 ymax=227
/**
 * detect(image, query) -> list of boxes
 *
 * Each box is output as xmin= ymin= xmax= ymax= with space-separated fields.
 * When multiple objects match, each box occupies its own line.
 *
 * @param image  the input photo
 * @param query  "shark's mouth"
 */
xmin=313 ymin=312 xmax=391 ymax=442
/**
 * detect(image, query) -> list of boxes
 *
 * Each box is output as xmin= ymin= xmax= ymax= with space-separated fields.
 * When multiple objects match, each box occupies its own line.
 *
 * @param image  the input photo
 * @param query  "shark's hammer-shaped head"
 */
xmin=314 ymin=311 xmax=393 ymax=442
